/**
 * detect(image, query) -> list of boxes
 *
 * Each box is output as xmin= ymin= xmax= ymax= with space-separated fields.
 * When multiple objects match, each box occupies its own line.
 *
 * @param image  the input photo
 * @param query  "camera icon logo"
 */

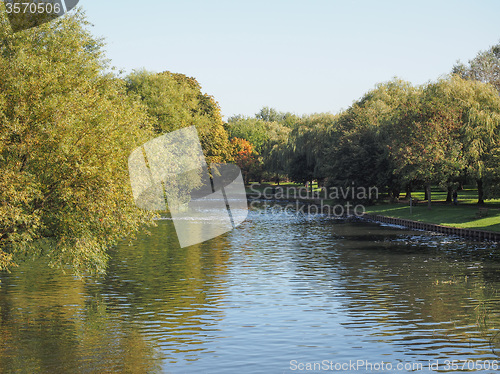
xmin=4 ymin=0 xmax=79 ymax=33
xmin=128 ymin=126 xmax=248 ymax=248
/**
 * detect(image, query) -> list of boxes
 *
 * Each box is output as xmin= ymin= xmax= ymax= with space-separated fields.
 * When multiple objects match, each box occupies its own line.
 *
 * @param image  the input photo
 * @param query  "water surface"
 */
xmin=1 ymin=203 xmax=500 ymax=373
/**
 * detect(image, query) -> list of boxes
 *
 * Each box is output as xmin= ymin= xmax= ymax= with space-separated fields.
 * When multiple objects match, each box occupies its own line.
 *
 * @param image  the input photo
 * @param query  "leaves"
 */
xmin=125 ymin=69 xmax=232 ymax=165
xmin=0 ymin=10 xmax=155 ymax=273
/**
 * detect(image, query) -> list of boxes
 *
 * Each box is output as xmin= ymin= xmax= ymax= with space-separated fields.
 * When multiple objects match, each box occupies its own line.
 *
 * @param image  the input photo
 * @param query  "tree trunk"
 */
xmin=389 ymin=190 xmax=394 ymax=203
xmin=392 ymin=188 xmax=400 ymax=199
xmin=426 ymin=183 xmax=431 ymax=209
xmin=389 ymin=188 xmax=400 ymax=203
xmin=446 ymin=186 xmax=452 ymax=203
xmin=477 ymin=179 xmax=485 ymax=205
xmin=405 ymin=184 xmax=412 ymax=199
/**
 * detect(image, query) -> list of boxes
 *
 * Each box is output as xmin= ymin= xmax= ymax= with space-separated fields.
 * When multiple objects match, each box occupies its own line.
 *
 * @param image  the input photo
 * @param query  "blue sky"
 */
xmin=80 ymin=0 xmax=500 ymax=119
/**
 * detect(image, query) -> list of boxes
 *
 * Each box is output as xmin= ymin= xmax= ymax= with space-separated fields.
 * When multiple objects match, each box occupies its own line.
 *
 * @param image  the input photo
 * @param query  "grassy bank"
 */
xmin=365 ymin=187 xmax=500 ymax=232
xmin=365 ymin=204 xmax=500 ymax=232
xmin=247 ymin=183 xmax=500 ymax=233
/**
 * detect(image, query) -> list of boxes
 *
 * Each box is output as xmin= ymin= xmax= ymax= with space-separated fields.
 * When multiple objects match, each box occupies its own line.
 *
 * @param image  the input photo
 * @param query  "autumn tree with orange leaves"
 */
xmin=230 ymin=138 xmax=260 ymax=184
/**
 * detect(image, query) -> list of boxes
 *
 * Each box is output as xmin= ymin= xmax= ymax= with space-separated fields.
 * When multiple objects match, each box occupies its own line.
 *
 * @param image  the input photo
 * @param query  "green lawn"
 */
xmin=247 ymin=182 xmax=500 ymax=232
xmin=366 ymin=187 xmax=500 ymax=232
xmin=365 ymin=203 xmax=500 ymax=232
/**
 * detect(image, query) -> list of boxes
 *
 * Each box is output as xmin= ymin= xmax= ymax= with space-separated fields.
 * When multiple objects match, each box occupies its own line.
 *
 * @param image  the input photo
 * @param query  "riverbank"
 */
xmin=362 ymin=213 xmax=500 ymax=241
xmin=246 ymin=184 xmax=500 ymax=240
xmin=365 ymin=203 xmax=500 ymax=233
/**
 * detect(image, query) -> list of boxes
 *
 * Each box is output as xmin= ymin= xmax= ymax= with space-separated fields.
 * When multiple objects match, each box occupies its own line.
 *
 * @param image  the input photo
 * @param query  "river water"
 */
xmin=1 ymin=202 xmax=500 ymax=373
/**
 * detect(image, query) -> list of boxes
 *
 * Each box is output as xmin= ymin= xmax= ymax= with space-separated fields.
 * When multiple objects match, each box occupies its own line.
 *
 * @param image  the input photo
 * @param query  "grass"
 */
xmin=365 ymin=204 xmax=500 ymax=232
xmin=365 ymin=187 xmax=500 ymax=232
xmin=247 ymin=182 xmax=500 ymax=232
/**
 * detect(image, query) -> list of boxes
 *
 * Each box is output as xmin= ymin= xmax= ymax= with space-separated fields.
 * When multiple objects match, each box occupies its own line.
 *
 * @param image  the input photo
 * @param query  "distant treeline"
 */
xmin=226 ymin=44 xmax=500 ymax=207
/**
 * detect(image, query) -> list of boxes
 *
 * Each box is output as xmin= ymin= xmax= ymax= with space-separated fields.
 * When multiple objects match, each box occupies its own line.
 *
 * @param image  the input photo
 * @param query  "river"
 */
xmin=1 ymin=202 xmax=499 ymax=373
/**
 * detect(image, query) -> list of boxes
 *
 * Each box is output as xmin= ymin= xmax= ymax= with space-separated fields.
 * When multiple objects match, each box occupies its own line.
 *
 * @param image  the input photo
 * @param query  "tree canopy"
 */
xmin=231 ymin=74 xmax=500 ymax=207
xmin=453 ymin=41 xmax=500 ymax=93
xmin=125 ymin=69 xmax=232 ymax=165
xmin=0 ymin=10 xmax=155 ymax=273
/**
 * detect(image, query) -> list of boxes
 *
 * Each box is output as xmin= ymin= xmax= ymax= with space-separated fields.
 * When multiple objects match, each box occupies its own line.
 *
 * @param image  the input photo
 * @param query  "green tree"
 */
xmin=452 ymin=42 xmax=500 ymax=202
xmin=445 ymin=75 xmax=500 ymax=203
xmin=125 ymin=70 xmax=231 ymax=165
xmin=0 ymin=10 xmax=155 ymax=273
xmin=388 ymin=76 xmax=500 ymax=206
xmin=260 ymin=121 xmax=291 ymax=184
xmin=388 ymin=81 xmax=462 ymax=208
xmin=286 ymin=113 xmax=334 ymax=186
xmin=323 ymin=80 xmax=416 ymax=200
xmin=226 ymin=114 xmax=292 ymax=183
xmin=453 ymin=41 xmax=500 ymax=93
xmin=226 ymin=116 xmax=269 ymax=153
xmin=255 ymin=106 xmax=299 ymax=127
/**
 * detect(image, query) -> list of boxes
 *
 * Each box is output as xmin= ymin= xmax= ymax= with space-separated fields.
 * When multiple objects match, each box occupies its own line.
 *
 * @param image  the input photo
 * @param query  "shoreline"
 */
xmin=247 ymin=195 xmax=500 ymax=242
xmin=361 ymin=213 xmax=500 ymax=242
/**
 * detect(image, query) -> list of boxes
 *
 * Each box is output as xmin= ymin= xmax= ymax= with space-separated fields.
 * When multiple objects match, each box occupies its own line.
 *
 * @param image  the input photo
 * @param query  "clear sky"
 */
xmin=79 ymin=0 xmax=500 ymax=119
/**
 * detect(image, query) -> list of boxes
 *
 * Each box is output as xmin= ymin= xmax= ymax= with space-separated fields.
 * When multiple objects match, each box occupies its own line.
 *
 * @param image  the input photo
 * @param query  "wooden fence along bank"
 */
xmin=362 ymin=213 xmax=500 ymax=242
